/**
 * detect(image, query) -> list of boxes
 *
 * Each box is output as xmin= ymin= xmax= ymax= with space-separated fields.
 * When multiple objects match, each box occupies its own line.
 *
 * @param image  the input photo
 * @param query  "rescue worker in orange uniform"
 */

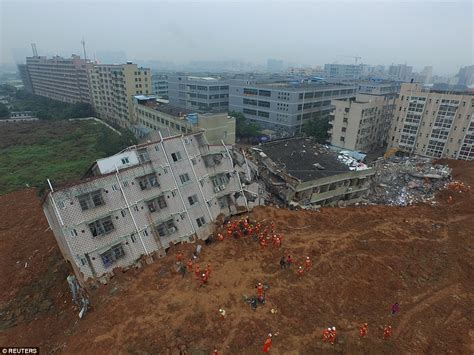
xmin=273 ymin=235 xmax=282 ymax=248
xmin=297 ymin=266 xmax=304 ymax=278
xmin=260 ymin=238 xmax=268 ymax=250
xmin=200 ymin=273 xmax=208 ymax=285
xmin=176 ymin=252 xmax=183 ymax=262
xmin=304 ymin=256 xmax=313 ymax=270
xmin=217 ymin=233 xmax=224 ymax=241
xmin=194 ymin=265 xmax=200 ymax=279
xmin=383 ymin=325 xmax=392 ymax=339
xmin=212 ymin=349 xmax=219 ymax=355
xmin=329 ymin=326 xmax=336 ymax=345
xmin=256 ymin=282 xmax=265 ymax=302
xmin=359 ymin=323 xmax=368 ymax=337
xmin=186 ymin=259 xmax=193 ymax=273
xmin=322 ymin=328 xmax=331 ymax=343
xmin=263 ymin=333 xmax=272 ymax=353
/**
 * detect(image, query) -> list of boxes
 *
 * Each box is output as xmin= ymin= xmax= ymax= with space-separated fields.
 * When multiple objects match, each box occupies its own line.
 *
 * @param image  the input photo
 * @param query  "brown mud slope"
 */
xmin=1 ymin=161 xmax=473 ymax=354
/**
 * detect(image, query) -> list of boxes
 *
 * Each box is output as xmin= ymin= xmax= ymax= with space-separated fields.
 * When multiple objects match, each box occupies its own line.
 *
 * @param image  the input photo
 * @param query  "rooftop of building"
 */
xmin=134 ymin=95 xmax=227 ymax=116
xmin=237 ymin=81 xmax=356 ymax=91
xmin=258 ymin=137 xmax=350 ymax=182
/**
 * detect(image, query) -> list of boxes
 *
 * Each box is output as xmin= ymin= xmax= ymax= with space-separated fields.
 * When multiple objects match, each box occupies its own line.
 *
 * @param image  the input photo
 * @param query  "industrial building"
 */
xmin=132 ymin=95 xmax=235 ymax=145
xmin=388 ymin=64 xmax=413 ymax=82
xmin=251 ymin=137 xmax=374 ymax=208
xmin=89 ymin=63 xmax=151 ymax=128
xmin=329 ymin=81 xmax=400 ymax=153
xmin=323 ymin=64 xmax=365 ymax=80
xmin=167 ymin=75 xmax=229 ymax=111
xmin=21 ymin=55 xmax=93 ymax=104
xmin=387 ymin=83 xmax=474 ymax=160
xmin=228 ymin=80 xmax=357 ymax=136
xmin=43 ymin=131 xmax=258 ymax=282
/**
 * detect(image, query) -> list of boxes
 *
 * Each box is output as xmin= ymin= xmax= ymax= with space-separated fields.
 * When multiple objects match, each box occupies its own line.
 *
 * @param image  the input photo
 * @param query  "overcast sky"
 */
xmin=1 ymin=0 xmax=473 ymax=75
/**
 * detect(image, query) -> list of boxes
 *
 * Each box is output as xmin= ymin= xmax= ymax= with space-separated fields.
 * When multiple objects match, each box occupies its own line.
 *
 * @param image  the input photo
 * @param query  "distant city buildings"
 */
xmin=228 ymin=80 xmax=357 ymax=136
xmin=132 ymin=95 xmax=235 ymax=145
xmin=89 ymin=62 xmax=151 ymax=128
xmin=167 ymin=75 xmax=229 ymax=112
xmin=329 ymin=81 xmax=400 ymax=153
xmin=21 ymin=55 xmax=93 ymax=104
xmin=151 ymin=74 xmax=168 ymax=98
xmin=287 ymin=66 xmax=323 ymax=77
xmin=387 ymin=83 xmax=474 ymax=160
xmin=456 ymin=65 xmax=474 ymax=86
xmin=388 ymin=64 xmax=413 ymax=82
xmin=323 ymin=64 xmax=365 ymax=80
xmin=267 ymin=59 xmax=285 ymax=73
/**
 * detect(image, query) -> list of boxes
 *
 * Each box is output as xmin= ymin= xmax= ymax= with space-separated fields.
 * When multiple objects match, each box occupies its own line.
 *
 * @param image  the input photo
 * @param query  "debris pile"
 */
xmin=337 ymin=151 xmax=369 ymax=171
xmin=368 ymin=156 xmax=452 ymax=206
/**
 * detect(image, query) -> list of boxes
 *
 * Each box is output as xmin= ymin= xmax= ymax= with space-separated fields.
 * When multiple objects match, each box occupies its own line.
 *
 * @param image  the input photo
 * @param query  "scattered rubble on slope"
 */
xmin=367 ymin=156 xmax=452 ymax=206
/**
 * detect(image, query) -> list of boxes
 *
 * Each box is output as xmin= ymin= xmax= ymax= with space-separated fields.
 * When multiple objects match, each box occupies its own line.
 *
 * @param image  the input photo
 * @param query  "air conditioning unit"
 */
xmin=214 ymin=186 xmax=221 ymax=193
xmin=168 ymin=227 xmax=177 ymax=233
xmin=219 ymin=185 xmax=226 ymax=191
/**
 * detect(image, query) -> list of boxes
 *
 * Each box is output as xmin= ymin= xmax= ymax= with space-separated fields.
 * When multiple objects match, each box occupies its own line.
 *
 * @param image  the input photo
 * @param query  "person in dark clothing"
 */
xmin=250 ymin=297 xmax=257 ymax=311
xmin=280 ymin=257 xmax=287 ymax=269
xmin=286 ymin=255 xmax=293 ymax=268
xmin=391 ymin=302 xmax=400 ymax=315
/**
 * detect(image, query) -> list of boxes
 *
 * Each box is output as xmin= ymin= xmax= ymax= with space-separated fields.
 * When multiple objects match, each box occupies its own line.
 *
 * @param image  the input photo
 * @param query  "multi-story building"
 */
xmin=388 ymin=64 xmax=413 ymax=82
xmin=132 ymin=95 xmax=236 ymax=145
xmin=267 ymin=59 xmax=285 ymax=73
xmin=43 ymin=131 xmax=255 ymax=282
xmin=456 ymin=65 xmax=474 ymax=86
xmin=324 ymin=64 xmax=365 ymax=80
xmin=167 ymin=75 xmax=229 ymax=112
xmin=22 ymin=55 xmax=93 ymax=104
xmin=329 ymin=81 xmax=400 ymax=152
xmin=387 ymin=83 xmax=474 ymax=160
xmin=89 ymin=62 xmax=151 ymax=128
xmin=152 ymin=74 xmax=168 ymax=98
xmin=228 ymin=80 xmax=357 ymax=136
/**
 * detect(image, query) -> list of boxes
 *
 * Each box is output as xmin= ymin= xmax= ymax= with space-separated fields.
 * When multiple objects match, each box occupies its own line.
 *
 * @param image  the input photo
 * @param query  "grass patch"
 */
xmin=0 ymin=120 xmax=136 ymax=195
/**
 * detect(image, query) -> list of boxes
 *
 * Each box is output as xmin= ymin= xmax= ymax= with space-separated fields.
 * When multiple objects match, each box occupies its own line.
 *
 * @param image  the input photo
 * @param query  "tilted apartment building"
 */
xmin=43 ymin=131 xmax=254 ymax=282
xmin=228 ymin=80 xmax=357 ymax=137
xmin=329 ymin=82 xmax=399 ymax=153
xmin=132 ymin=95 xmax=236 ymax=145
xmin=89 ymin=63 xmax=152 ymax=129
xmin=387 ymin=83 xmax=474 ymax=160
xmin=21 ymin=55 xmax=93 ymax=104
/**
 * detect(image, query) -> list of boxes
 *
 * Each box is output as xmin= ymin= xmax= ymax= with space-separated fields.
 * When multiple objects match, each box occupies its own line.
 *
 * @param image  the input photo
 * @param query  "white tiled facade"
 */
xmin=43 ymin=132 xmax=252 ymax=281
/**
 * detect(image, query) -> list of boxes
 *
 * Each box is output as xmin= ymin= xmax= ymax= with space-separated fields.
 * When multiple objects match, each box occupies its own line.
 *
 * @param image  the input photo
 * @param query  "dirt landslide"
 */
xmin=1 ymin=161 xmax=473 ymax=354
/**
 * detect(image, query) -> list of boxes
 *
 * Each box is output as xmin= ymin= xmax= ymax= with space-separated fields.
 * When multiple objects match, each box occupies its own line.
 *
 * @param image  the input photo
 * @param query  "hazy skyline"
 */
xmin=1 ymin=0 xmax=473 ymax=75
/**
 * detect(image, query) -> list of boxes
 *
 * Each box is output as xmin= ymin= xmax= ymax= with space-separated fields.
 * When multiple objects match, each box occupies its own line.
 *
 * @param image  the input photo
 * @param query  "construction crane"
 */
xmin=341 ymin=55 xmax=362 ymax=65
xmin=31 ymin=43 xmax=38 ymax=57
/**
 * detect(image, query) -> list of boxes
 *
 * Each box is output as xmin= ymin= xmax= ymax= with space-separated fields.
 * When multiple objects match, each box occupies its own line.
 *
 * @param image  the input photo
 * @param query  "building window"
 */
xmin=156 ymin=220 xmax=177 ymax=236
xmin=100 ymin=244 xmax=125 ymax=267
xmin=258 ymin=90 xmax=271 ymax=97
xmin=188 ymin=194 xmax=199 ymax=206
xmin=340 ymin=136 xmax=345 ymax=142
xmin=137 ymin=148 xmax=150 ymax=163
xmin=179 ymin=173 xmax=190 ymax=184
xmin=147 ymin=195 xmax=167 ymax=212
xmin=196 ymin=216 xmax=206 ymax=227
xmin=341 ymin=127 xmax=347 ymax=132
xmin=121 ymin=157 xmax=130 ymax=164
xmin=78 ymin=190 xmax=104 ymax=211
xmin=89 ymin=216 xmax=114 ymax=237
xmin=171 ymin=151 xmax=182 ymax=162
xmin=69 ymin=229 xmax=78 ymax=237
xmin=137 ymin=173 xmax=159 ymax=190
xmin=258 ymin=111 xmax=270 ymax=118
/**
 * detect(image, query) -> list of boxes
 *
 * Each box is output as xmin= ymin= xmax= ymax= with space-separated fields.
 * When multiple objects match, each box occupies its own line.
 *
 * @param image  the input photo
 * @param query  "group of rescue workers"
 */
xmin=175 ymin=216 xmax=397 ymax=353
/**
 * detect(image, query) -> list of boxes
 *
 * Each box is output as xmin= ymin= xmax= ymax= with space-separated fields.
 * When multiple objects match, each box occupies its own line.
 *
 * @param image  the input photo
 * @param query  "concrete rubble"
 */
xmin=367 ymin=156 xmax=452 ymax=206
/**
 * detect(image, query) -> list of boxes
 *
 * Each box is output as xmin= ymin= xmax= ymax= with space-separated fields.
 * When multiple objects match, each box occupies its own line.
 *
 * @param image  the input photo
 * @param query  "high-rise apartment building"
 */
xmin=387 ymin=83 xmax=474 ymax=160
xmin=43 ymin=131 xmax=255 ymax=282
xmin=456 ymin=65 xmax=474 ymax=86
xmin=167 ymin=75 xmax=229 ymax=112
xmin=228 ymin=80 xmax=357 ymax=136
xmin=89 ymin=63 xmax=151 ymax=128
xmin=22 ymin=55 xmax=93 ymax=104
xmin=17 ymin=64 xmax=34 ymax=93
xmin=132 ymin=95 xmax=236 ymax=145
xmin=152 ymin=74 xmax=168 ymax=98
xmin=329 ymin=82 xmax=400 ymax=152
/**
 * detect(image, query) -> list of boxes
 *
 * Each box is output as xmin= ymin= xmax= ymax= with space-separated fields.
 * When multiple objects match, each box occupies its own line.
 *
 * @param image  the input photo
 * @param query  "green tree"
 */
xmin=303 ymin=116 xmax=330 ymax=143
xmin=229 ymin=111 xmax=262 ymax=141
xmin=0 ymin=102 xmax=9 ymax=118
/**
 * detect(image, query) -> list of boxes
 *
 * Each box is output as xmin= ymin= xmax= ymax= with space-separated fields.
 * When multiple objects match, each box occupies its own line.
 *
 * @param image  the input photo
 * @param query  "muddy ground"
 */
xmin=0 ymin=160 xmax=473 ymax=354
